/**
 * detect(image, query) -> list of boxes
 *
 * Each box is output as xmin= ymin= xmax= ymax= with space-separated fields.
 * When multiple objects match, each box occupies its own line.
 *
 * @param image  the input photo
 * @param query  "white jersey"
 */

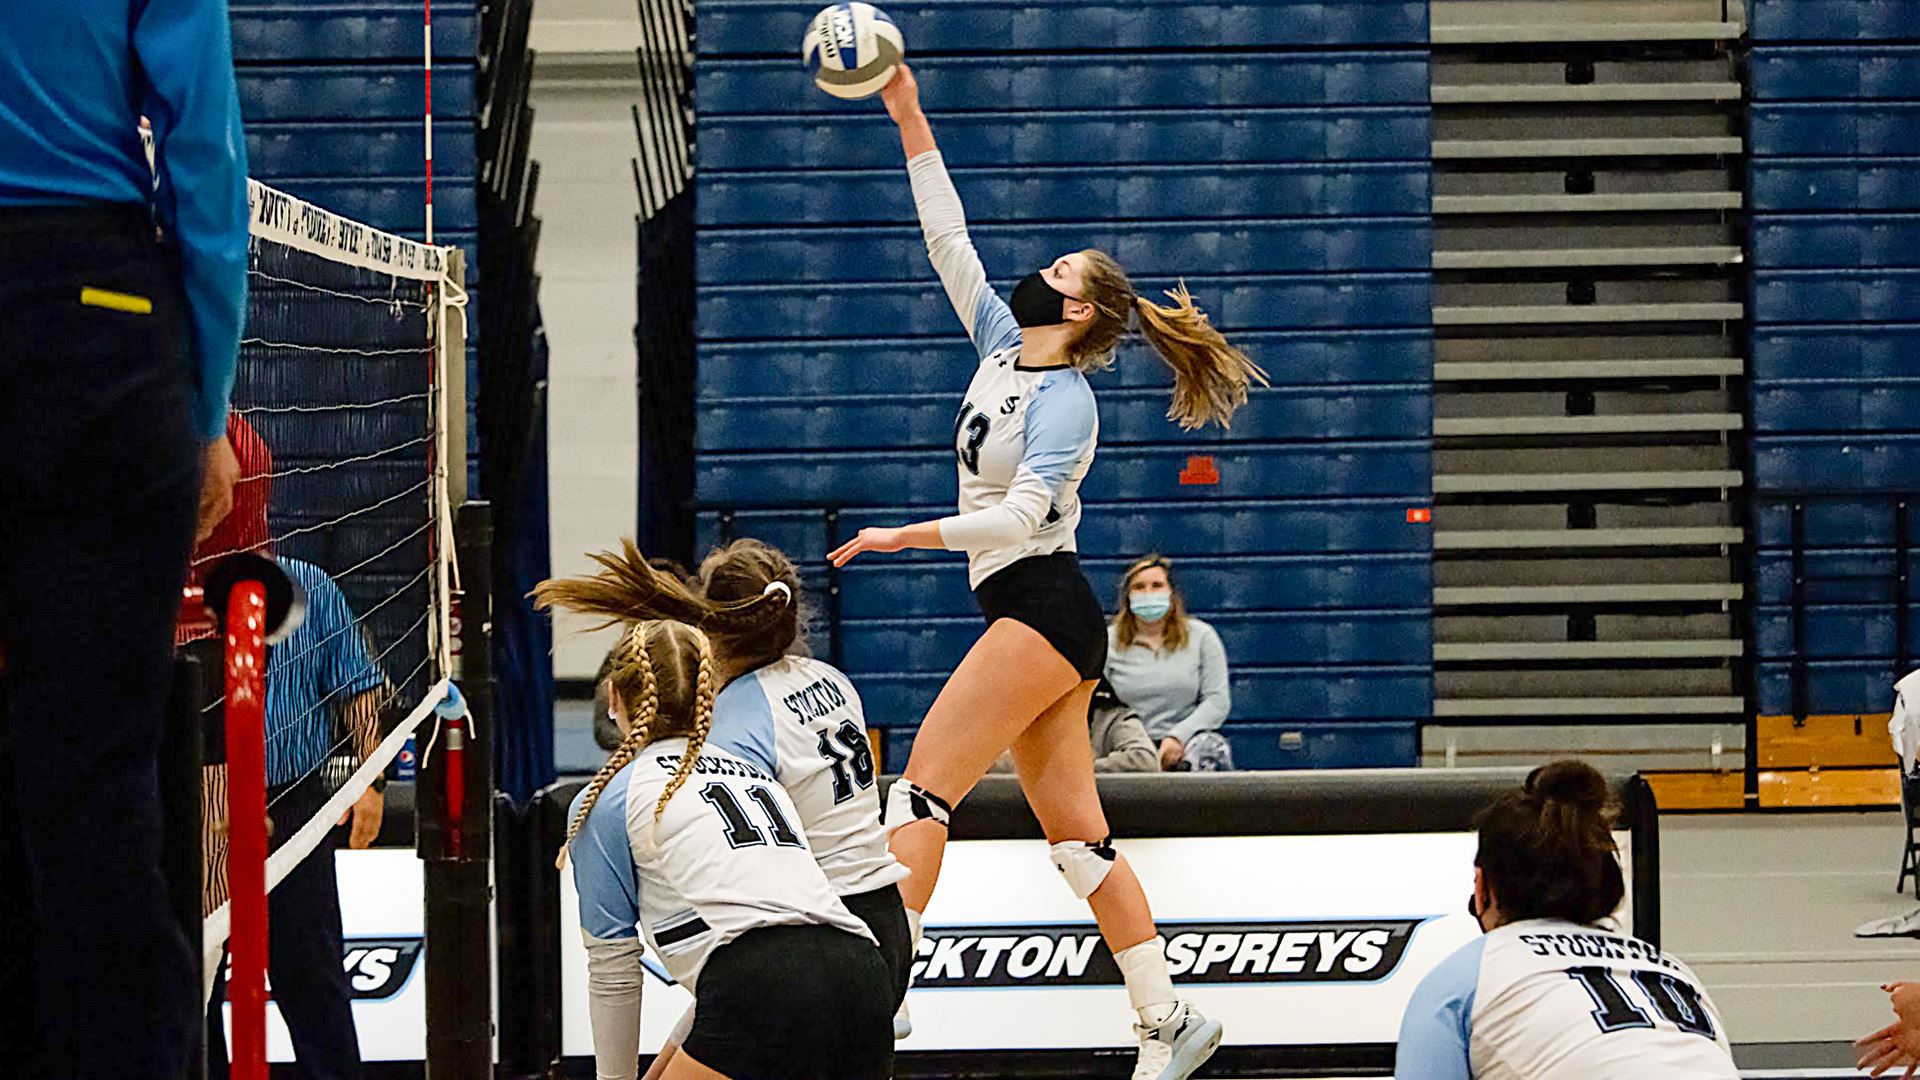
xmin=706 ymin=655 xmax=907 ymax=896
xmin=909 ymin=150 xmax=1100 ymax=589
xmin=569 ymin=738 xmax=872 ymax=993
xmin=1395 ymin=919 xmax=1736 ymax=1080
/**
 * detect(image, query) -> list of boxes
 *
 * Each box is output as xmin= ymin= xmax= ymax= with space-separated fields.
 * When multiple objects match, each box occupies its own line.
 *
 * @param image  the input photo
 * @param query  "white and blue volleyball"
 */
xmin=802 ymin=3 xmax=905 ymax=100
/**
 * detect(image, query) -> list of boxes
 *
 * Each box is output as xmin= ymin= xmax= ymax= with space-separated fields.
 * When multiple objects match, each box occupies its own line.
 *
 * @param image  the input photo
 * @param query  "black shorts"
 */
xmin=974 ymin=552 xmax=1108 ymax=680
xmin=843 ymin=883 xmax=912 ymax=1008
xmin=685 ymin=925 xmax=894 ymax=1080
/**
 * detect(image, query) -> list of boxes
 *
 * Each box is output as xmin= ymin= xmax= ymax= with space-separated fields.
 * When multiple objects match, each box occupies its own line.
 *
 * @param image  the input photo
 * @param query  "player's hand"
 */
xmin=880 ymin=64 xmax=920 ymax=125
xmin=1857 ymin=1017 xmax=1920 ymax=1078
xmin=1158 ymin=736 xmax=1186 ymax=771
xmin=196 ymin=434 xmax=241 ymax=544
xmin=829 ymin=527 xmax=907 ymax=567
xmin=1891 ymin=983 xmax=1920 ymax=1027
xmin=341 ymin=785 xmax=385 ymax=849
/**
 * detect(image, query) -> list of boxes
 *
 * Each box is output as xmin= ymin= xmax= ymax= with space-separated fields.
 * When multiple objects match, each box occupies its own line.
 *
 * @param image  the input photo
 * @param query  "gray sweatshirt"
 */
xmin=1104 ymin=618 xmax=1232 ymax=745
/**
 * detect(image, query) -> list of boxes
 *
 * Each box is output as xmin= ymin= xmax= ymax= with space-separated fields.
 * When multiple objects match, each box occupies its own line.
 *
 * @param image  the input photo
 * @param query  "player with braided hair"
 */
xmin=548 ymin=538 xmax=912 ymax=1075
xmin=531 ymin=608 xmax=894 ymax=1080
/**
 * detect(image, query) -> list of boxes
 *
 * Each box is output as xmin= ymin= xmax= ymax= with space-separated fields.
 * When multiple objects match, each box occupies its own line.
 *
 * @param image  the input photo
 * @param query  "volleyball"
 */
xmin=802 ymin=3 xmax=905 ymax=101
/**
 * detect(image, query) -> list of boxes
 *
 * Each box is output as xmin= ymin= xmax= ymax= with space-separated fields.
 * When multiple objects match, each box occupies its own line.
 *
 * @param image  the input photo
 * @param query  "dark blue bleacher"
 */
xmin=1757 ymin=661 xmax=1902 ymax=715
xmin=1749 ymin=103 xmax=1920 ymax=156
xmin=247 ymin=121 xmax=477 ymax=182
xmin=1752 ymin=270 xmax=1920 ymax=323
xmin=697 ymin=219 xmax=1431 ymax=285
xmin=1754 ymin=499 xmax=1920 ymax=547
xmin=879 ymin=719 xmax=1419 ymax=772
xmin=697 ymin=385 xmax=1430 ymax=451
xmin=700 ymin=52 xmax=1429 ymax=114
xmin=699 ymin=442 xmax=1429 ymax=509
xmin=236 ymin=64 xmax=476 ymax=121
xmin=263 ymin=178 xmax=478 ymax=235
xmin=698 ymin=109 xmax=1432 ymax=170
xmin=699 ymin=163 xmax=1431 ymax=226
xmin=1751 ymin=46 xmax=1920 ymax=100
xmin=230 ymin=2 xmax=479 ymax=61
xmin=833 ymin=555 xmax=1431 ymax=620
xmin=699 ymin=276 xmax=1430 ymax=339
xmin=1749 ymin=0 xmax=1920 ymax=43
xmin=698 ymin=0 xmax=1428 ymax=54
xmin=1755 ymin=326 xmax=1920 ymax=380
xmin=1755 ymin=381 xmax=1920 ymax=432
xmin=696 ymin=330 xmax=1433 ymax=398
xmin=1751 ymin=215 xmax=1920 ymax=268
xmin=1754 ymin=435 xmax=1920 ymax=490
xmin=697 ymin=499 xmax=1433 ymax=561
xmin=1756 ymin=607 xmax=1920 ymax=660
xmin=1750 ymin=159 xmax=1920 ymax=211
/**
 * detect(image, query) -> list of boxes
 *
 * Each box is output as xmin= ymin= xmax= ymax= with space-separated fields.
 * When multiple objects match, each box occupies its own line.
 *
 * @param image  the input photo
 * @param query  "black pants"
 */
xmin=843 ymin=883 xmax=913 ymax=1008
xmin=207 ymin=812 xmax=362 ymax=1080
xmin=0 ymin=205 xmax=202 ymax=1079
xmin=686 ymin=925 xmax=894 ymax=1080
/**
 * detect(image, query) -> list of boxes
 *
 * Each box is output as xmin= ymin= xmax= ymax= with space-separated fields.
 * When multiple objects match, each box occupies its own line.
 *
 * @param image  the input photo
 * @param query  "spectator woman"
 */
xmin=1104 ymin=556 xmax=1233 ymax=771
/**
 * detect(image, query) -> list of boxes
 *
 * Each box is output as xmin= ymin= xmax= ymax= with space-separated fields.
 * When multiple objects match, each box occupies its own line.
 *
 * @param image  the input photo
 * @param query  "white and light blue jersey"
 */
xmin=908 ymin=150 xmax=1100 ymax=589
xmin=569 ymin=738 xmax=872 ymax=994
xmin=1395 ymin=919 xmax=1736 ymax=1080
xmin=707 ymin=655 xmax=906 ymax=896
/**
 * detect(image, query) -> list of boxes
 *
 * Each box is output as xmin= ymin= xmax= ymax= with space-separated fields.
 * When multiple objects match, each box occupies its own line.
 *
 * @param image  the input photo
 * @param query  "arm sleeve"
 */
xmin=1094 ymin=710 xmax=1161 ymax=773
xmin=134 ymin=0 xmax=250 ymax=440
xmin=938 ymin=375 xmax=1096 ymax=552
xmin=1394 ymin=938 xmax=1481 ymax=1080
xmin=1170 ymin=623 xmax=1232 ymax=745
xmin=907 ymin=150 xmax=1020 ymax=359
xmin=583 ymin=935 xmax=645 ymax=1080
xmin=312 ymin=574 xmax=387 ymax=700
xmin=705 ymin=677 xmax=779 ymax=777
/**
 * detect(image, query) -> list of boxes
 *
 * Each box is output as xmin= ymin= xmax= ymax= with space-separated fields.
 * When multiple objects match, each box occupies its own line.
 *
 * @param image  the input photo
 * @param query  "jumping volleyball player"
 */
xmin=538 ymin=539 xmax=912 ymax=1077
xmin=826 ymin=66 xmax=1266 ymax=1080
xmin=530 ymin=604 xmax=895 ymax=1080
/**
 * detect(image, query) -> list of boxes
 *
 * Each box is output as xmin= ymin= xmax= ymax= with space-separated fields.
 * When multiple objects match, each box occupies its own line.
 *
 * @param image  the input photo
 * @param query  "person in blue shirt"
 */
xmin=0 ymin=4 xmax=248 ymax=1076
xmin=206 ymin=557 xmax=390 ymax=1080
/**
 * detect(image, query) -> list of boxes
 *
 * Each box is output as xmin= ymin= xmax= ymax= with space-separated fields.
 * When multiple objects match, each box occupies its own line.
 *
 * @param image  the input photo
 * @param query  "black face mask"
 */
xmin=1011 ymin=271 xmax=1072 ymax=328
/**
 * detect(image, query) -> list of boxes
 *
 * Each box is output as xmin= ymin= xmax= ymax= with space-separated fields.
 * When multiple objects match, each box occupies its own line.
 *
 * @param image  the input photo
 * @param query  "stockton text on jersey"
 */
xmin=910 ymin=919 xmax=1423 ymax=989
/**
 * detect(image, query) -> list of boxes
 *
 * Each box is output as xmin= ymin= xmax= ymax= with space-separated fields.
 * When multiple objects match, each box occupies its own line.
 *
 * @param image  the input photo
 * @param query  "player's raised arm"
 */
xmin=882 ymin=66 xmax=1021 ymax=360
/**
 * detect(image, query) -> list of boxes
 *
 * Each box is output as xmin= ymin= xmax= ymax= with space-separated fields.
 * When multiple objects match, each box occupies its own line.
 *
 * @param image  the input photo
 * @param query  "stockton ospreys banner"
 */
xmin=558 ymin=831 xmax=1634 ymax=1055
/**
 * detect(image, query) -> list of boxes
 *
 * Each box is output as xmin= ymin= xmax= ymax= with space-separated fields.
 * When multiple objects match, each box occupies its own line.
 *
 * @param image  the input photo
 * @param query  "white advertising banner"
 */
xmin=558 ymin=831 xmax=1633 ymax=1056
xmin=217 ymin=849 xmax=429 ymax=1063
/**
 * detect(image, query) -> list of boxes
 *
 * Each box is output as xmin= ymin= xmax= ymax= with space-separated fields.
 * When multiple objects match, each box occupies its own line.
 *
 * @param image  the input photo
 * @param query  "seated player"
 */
xmin=1104 ymin=556 xmax=1234 ymax=772
xmin=1396 ymin=760 xmax=1737 ymax=1079
xmin=544 ymin=613 xmax=894 ymax=1080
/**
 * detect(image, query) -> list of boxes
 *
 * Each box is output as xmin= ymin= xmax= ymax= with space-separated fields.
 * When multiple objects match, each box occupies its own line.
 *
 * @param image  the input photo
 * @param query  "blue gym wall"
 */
xmin=1748 ymin=0 xmax=1920 ymax=717
xmin=691 ymin=0 xmax=1435 ymax=769
xmin=229 ymin=0 xmax=482 ymax=482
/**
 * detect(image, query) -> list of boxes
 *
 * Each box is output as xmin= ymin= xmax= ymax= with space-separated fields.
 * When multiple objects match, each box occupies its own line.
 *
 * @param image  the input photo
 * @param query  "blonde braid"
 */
xmin=556 ymin=626 xmax=658 ymax=869
xmin=654 ymin=629 xmax=718 ymax=824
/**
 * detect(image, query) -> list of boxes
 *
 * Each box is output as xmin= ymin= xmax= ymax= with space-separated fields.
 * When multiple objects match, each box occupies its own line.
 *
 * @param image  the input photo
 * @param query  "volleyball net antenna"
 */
xmin=180 ymin=179 xmax=466 ymax=1073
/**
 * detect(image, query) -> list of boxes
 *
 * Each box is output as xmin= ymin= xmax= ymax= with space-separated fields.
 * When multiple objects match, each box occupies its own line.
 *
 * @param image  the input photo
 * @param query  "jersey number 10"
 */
xmin=1568 ymin=965 xmax=1717 ymax=1040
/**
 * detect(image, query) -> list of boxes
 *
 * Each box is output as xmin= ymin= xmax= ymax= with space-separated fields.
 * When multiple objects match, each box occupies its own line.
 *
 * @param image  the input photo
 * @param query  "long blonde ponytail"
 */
xmin=1071 ymin=250 xmax=1267 ymax=430
xmin=556 ymin=624 xmax=658 ymax=869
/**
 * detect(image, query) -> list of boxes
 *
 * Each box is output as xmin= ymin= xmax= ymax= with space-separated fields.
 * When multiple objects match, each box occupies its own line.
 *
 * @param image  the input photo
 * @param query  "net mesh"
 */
xmin=193 ymin=182 xmax=457 ymax=935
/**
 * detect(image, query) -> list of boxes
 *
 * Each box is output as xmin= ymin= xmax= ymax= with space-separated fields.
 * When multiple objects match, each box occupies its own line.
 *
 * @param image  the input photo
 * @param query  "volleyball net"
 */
xmin=184 ymin=180 xmax=465 ymax=1041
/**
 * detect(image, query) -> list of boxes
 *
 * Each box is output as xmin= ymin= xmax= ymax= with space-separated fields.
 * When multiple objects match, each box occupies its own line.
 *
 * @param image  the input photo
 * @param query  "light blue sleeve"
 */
xmin=705 ymin=672 xmax=779 ymax=777
xmin=134 ymin=0 xmax=249 ymax=439
xmin=571 ymin=769 xmax=641 ymax=942
xmin=1395 ymin=935 xmax=1483 ymax=1080
xmin=1021 ymin=371 xmax=1099 ymax=493
xmin=907 ymin=150 xmax=1020 ymax=361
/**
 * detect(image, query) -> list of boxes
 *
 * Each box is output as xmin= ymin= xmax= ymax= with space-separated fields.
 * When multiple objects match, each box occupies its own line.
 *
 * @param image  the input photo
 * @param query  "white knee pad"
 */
xmin=1049 ymin=836 xmax=1118 ymax=899
xmin=883 ymin=780 xmax=952 ymax=836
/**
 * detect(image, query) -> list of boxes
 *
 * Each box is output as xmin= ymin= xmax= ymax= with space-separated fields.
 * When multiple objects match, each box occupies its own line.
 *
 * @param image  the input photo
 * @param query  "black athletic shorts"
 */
xmin=685 ymin=925 xmax=893 ymax=1080
xmin=843 ymin=882 xmax=912 ymax=1008
xmin=974 ymin=551 xmax=1108 ymax=680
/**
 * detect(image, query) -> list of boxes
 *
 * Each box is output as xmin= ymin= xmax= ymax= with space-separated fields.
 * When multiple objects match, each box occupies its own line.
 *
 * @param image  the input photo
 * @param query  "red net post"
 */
xmin=223 ymin=581 xmax=270 ymax=1080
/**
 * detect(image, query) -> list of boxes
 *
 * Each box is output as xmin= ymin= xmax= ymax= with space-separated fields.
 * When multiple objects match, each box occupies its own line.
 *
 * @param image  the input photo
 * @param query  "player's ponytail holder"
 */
xmin=762 ymin=580 xmax=792 ymax=604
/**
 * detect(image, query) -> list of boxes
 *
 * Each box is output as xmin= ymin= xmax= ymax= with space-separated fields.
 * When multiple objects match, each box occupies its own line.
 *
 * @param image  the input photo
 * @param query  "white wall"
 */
xmin=530 ymin=0 xmax=645 ymax=679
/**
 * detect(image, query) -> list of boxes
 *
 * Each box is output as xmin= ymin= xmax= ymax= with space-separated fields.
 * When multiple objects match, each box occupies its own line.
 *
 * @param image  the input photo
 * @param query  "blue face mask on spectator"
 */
xmin=1129 ymin=593 xmax=1172 ymax=622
